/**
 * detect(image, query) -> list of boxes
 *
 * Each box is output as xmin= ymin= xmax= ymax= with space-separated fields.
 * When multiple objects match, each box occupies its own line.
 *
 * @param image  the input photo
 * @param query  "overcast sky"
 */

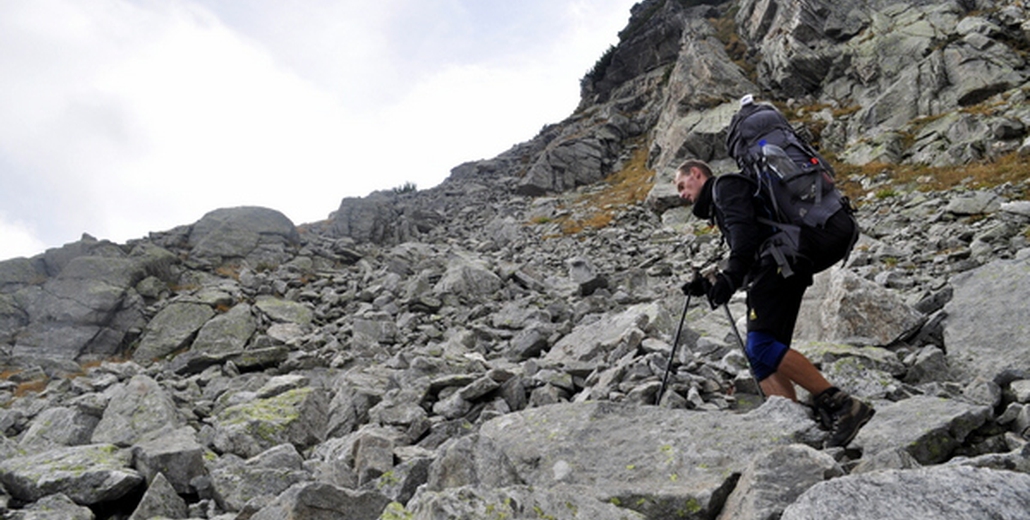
xmin=0 ymin=0 xmax=638 ymax=261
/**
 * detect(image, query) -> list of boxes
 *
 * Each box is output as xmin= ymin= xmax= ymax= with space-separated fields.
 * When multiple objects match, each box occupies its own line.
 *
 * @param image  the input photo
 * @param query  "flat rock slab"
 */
xmin=0 ymin=444 xmax=143 ymax=505
xmin=478 ymin=399 xmax=821 ymax=519
xmin=781 ymin=465 xmax=1030 ymax=520
xmin=401 ymin=484 xmax=648 ymax=520
xmin=944 ymin=254 xmax=1030 ymax=382
xmin=853 ymin=395 xmax=991 ymax=464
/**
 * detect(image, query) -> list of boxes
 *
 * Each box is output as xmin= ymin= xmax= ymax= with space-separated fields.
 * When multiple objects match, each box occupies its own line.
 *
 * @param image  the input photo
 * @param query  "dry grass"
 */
xmin=834 ymin=151 xmax=1030 ymax=201
xmin=14 ymin=379 xmax=48 ymax=397
xmin=215 ymin=264 xmax=242 ymax=281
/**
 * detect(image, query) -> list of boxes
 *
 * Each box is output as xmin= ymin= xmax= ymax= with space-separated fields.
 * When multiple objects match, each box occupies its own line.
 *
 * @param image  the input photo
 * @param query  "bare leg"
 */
xmin=759 ymin=371 xmax=797 ymax=400
xmin=775 ymin=349 xmax=832 ymax=396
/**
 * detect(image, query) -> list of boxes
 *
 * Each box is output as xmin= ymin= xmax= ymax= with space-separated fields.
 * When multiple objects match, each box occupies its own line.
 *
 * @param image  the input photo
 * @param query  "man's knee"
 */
xmin=745 ymin=331 xmax=789 ymax=381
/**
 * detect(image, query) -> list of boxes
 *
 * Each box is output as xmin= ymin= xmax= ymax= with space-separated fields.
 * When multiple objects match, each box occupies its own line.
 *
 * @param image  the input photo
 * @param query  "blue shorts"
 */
xmin=745 ymin=331 xmax=789 ymax=381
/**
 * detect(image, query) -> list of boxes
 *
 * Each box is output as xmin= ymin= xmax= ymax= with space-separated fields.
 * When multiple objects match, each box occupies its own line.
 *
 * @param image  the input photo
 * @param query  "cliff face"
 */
xmin=326 ymin=0 xmax=1029 ymax=244
xmin=2 ymin=1 xmax=1030 ymax=519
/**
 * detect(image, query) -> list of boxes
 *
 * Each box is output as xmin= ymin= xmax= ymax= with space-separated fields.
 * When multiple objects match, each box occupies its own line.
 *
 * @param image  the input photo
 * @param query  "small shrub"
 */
xmin=391 ymin=182 xmax=417 ymax=194
xmin=583 ymin=45 xmax=616 ymax=86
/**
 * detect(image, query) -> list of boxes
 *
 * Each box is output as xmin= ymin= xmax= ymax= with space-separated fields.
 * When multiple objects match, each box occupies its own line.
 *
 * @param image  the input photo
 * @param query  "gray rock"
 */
xmin=212 ymin=387 xmax=327 ymax=458
xmin=475 ymin=399 xmax=821 ymax=519
xmin=92 ymin=375 xmax=181 ymax=447
xmin=399 ymin=484 xmax=647 ymax=520
xmin=131 ymin=427 xmax=206 ymax=495
xmin=432 ymin=252 xmax=503 ymax=299
xmin=12 ymin=255 xmax=147 ymax=360
xmin=325 ymin=374 xmax=384 ymax=438
xmin=5 ymin=493 xmax=95 ymax=520
xmin=189 ymin=206 xmax=299 ymax=265
xmin=851 ymin=447 xmax=923 ymax=475
xmin=1011 ymin=380 xmax=1030 ymax=403
xmin=330 ymin=195 xmax=401 ymax=245
xmin=904 ymin=345 xmax=951 ymax=384
xmin=133 ymin=302 xmax=215 ymax=363
xmin=781 ymin=466 xmax=1030 ymax=520
xmin=545 ymin=302 xmax=663 ymax=365
xmin=517 ymin=135 xmax=617 ymax=196
xmin=18 ymin=406 xmax=98 ymax=450
xmin=0 ymin=436 xmax=24 ymax=461
xmin=945 ymin=191 xmax=1004 ymax=215
xmin=210 ymin=444 xmax=312 ymax=512
xmin=717 ymin=444 xmax=843 ymax=520
xmin=248 ymin=482 xmax=391 ymax=520
xmin=371 ymin=456 xmax=432 ymax=505
xmin=426 ymin=434 xmax=522 ymax=491
xmin=0 ymin=257 xmax=45 ymax=294
xmin=128 ymin=472 xmax=188 ymax=520
xmin=0 ymin=444 xmax=143 ymax=504
xmin=796 ymin=268 xmax=924 ymax=345
xmin=353 ymin=429 xmax=394 ymax=486
xmin=190 ymin=303 xmax=256 ymax=355
xmin=944 ymin=254 xmax=1030 ymax=382
xmin=254 ymin=296 xmax=313 ymax=325
xmin=853 ymin=395 xmax=992 ymax=464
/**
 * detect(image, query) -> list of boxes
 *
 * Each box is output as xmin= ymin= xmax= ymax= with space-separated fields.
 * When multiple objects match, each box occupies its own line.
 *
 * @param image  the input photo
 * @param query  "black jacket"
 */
xmin=692 ymin=174 xmax=771 ymax=284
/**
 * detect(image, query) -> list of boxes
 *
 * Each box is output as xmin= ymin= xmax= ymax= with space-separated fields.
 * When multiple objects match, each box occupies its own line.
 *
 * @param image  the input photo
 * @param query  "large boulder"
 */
xmin=329 ymin=194 xmax=436 ymax=245
xmin=188 ymin=206 xmax=299 ymax=266
xmin=781 ymin=465 xmax=1030 ymax=520
xmin=211 ymin=387 xmax=328 ymax=458
xmin=852 ymin=395 xmax=992 ymax=465
xmin=249 ymin=482 xmax=391 ymax=520
xmin=0 ymin=444 xmax=143 ymax=505
xmin=131 ymin=427 xmax=206 ymax=495
xmin=17 ymin=407 xmax=99 ymax=450
xmin=209 ymin=444 xmax=312 ymax=512
xmin=545 ymin=302 xmax=665 ymax=365
xmin=943 ymin=252 xmax=1030 ymax=382
xmin=796 ymin=268 xmax=924 ymax=345
xmin=463 ymin=399 xmax=823 ymax=519
xmin=11 ymin=255 xmax=149 ymax=362
xmin=132 ymin=301 xmax=215 ymax=363
xmin=717 ymin=444 xmax=843 ymax=520
xmin=91 ymin=375 xmax=183 ymax=447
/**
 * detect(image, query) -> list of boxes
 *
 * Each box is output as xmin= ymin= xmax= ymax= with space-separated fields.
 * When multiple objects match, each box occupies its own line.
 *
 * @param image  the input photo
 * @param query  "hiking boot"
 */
xmin=814 ymin=387 xmax=875 ymax=448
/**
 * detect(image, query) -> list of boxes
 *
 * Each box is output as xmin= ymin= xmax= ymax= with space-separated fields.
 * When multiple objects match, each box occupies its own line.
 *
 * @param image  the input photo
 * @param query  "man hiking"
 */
xmin=674 ymin=159 xmax=874 ymax=448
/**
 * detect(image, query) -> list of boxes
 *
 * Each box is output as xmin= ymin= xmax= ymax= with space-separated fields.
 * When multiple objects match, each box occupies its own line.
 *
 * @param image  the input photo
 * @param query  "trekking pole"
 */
xmin=723 ymin=304 xmax=765 ymax=400
xmin=656 ymin=293 xmax=691 ymax=405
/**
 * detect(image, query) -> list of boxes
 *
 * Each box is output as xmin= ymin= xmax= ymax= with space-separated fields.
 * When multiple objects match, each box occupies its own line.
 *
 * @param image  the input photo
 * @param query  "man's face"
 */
xmin=675 ymin=168 xmax=705 ymax=203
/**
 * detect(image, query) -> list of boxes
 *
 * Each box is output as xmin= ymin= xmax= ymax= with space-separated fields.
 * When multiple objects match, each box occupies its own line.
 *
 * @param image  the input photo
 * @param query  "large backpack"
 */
xmin=723 ymin=95 xmax=857 ymax=278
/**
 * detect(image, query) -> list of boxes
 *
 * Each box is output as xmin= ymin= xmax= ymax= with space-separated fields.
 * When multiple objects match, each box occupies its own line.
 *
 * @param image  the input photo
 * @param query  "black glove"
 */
xmin=706 ymin=271 xmax=738 ymax=309
xmin=681 ymin=274 xmax=711 ymax=297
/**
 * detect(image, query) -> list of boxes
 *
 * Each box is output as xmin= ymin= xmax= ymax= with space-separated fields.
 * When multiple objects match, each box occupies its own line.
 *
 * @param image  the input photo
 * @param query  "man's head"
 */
xmin=674 ymin=160 xmax=713 ymax=203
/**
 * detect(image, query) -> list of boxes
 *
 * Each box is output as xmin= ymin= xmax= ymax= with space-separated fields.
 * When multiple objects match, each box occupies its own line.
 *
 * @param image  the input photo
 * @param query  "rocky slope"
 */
xmin=2 ymin=0 xmax=1030 ymax=519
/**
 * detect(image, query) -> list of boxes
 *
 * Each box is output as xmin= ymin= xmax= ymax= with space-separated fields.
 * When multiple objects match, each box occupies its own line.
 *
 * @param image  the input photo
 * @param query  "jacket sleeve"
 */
xmin=712 ymin=176 xmax=765 ymax=280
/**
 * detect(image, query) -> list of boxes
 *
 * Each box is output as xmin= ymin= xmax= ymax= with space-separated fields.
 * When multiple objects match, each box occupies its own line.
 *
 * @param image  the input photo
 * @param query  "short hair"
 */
xmin=675 ymin=159 xmax=712 ymax=179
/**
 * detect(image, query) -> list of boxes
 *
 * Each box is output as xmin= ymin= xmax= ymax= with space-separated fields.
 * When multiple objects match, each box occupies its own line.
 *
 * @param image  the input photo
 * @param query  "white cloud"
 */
xmin=0 ymin=213 xmax=47 ymax=261
xmin=0 ymin=0 xmax=637 ymax=260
